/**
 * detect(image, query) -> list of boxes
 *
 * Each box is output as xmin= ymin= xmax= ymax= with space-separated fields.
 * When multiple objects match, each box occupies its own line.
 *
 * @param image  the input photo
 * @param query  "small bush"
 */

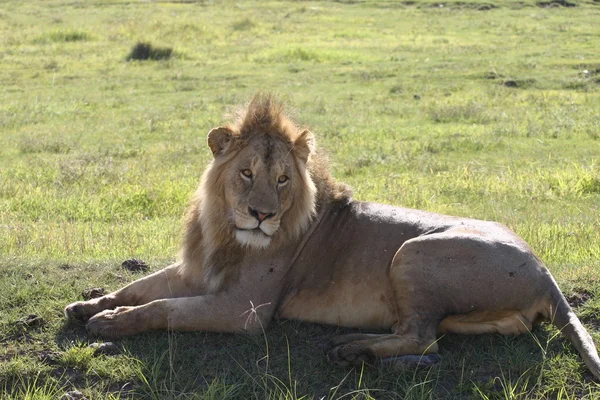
xmin=126 ymin=42 xmax=173 ymax=61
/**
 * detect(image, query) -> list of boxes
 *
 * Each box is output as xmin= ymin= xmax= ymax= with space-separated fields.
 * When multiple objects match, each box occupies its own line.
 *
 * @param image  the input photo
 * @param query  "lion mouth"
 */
xmin=234 ymin=227 xmax=272 ymax=249
xmin=232 ymin=209 xmax=280 ymax=248
xmin=237 ymin=227 xmax=270 ymax=236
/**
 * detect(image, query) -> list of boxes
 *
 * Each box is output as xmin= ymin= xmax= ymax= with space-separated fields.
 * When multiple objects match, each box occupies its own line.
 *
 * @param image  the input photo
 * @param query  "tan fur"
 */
xmin=65 ymin=94 xmax=600 ymax=379
xmin=438 ymin=310 xmax=533 ymax=335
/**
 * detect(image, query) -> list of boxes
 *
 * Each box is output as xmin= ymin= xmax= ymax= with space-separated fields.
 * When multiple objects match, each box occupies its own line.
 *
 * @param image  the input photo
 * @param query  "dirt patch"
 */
xmin=50 ymin=366 xmax=86 ymax=387
xmin=13 ymin=314 xmax=44 ymax=330
xmin=81 ymin=287 xmax=105 ymax=300
xmin=502 ymin=78 xmax=536 ymax=88
xmin=566 ymin=288 xmax=593 ymax=308
xmin=121 ymin=258 xmax=149 ymax=273
xmin=0 ymin=349 xmax=25 ymax=362
xmin=581 ymin=315 xmax=600 ymax=331
xmin=38 ymin=349 xmax=62 ymax=365
xmin=0 ymin=331 xmax=34 ymax=343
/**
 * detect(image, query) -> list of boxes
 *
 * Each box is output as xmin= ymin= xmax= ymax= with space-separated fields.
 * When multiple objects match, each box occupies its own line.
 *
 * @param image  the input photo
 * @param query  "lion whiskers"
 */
xmin=233 ymin=209 xmax=258 ymax=230
xmin=258 ymin=219 xmax=280 ymax=236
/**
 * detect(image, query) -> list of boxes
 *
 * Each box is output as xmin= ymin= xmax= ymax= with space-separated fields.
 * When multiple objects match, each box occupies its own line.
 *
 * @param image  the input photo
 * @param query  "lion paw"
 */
xmin=65 ymin=301 xmax=101 ymax=322
xmin=326 ymin=343 xmax=375 ymax=368
xmin=86 ymin=307 xmax=135 ymax=338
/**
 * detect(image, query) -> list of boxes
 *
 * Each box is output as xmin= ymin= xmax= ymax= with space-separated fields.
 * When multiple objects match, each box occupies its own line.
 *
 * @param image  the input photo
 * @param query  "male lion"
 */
xmin=65 ymin=94 xmax=600 ymax=379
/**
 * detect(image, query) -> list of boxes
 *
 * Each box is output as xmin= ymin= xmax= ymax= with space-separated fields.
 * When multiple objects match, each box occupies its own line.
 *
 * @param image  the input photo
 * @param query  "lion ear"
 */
xmin=207 ymin=127 xmax=234 ymax=158
xmin=293 ymin=130 xmax=315 ymax=163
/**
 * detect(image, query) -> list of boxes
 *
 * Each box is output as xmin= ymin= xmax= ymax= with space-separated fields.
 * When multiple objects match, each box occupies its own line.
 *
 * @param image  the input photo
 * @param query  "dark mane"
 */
xmin=228 ymin=93 xmax=301 ymax=143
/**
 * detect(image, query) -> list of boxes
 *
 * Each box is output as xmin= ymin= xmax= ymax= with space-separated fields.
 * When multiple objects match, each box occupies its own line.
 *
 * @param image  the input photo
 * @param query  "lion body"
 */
xmin=277 ymin=202 xmax=547 ymax=331
xmin=65 ymin=95 xmax=600 ymax=379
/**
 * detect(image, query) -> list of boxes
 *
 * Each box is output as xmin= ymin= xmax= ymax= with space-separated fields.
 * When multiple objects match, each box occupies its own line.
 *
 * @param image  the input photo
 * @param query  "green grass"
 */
xmin=1 ymin=0 xmax=599 ymax=398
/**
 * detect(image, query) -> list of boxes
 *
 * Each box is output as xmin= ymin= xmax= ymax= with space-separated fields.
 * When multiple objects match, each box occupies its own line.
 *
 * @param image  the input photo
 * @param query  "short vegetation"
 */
xmin=126 ymin=42 xmax=173 ymax=61
xmin=0 ymin=0 xmax=599 ymax=399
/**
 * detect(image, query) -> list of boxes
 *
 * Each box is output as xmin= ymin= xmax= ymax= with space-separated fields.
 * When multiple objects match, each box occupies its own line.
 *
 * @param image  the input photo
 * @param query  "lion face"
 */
xmin=226 ymin=135 xmax=297 ymax=248
xmin=207 ymin=126 xmax=316 ymax=250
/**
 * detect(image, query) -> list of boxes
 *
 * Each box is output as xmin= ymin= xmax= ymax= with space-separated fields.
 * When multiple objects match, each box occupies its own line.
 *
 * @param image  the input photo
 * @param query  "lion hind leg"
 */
xmin=326 ymin=331 xmax=439 ymax=368
xmin=437 ymin=310 xmax=533 ymax=335
xmin=329 ymin=333 xmax=385 ymax=347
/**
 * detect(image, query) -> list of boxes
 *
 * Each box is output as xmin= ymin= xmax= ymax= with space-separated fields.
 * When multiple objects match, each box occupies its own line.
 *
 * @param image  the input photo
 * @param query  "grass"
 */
xmin=1 ymin=0 xmax=599 ymax=398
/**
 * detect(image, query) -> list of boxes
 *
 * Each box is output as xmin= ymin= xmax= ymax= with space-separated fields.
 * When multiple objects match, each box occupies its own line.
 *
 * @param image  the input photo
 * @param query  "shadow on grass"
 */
xmin=51 ymin=318 xmax=564 ymax=399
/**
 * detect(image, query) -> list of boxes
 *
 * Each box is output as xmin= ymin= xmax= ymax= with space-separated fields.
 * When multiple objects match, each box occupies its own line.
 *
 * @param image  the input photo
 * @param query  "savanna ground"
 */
xmin=1 ymin=0 xmax=599 ymax=398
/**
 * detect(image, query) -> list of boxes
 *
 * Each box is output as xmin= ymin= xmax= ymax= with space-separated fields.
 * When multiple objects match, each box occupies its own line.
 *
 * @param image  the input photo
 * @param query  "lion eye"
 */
xmin=278 ymin=175 xmax=289 ymax=184
xmin=241 ymin=169 xmax=253 ymax=179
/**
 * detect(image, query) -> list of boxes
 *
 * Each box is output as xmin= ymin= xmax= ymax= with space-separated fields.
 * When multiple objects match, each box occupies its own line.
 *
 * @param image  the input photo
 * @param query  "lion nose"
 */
xmin=248 ymin=207 xmax=275 ymax=223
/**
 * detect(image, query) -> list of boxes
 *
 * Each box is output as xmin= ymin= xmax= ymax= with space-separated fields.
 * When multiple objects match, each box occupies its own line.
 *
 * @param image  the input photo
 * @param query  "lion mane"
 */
xmin=180 ymin=94 xmax=352 ymax=292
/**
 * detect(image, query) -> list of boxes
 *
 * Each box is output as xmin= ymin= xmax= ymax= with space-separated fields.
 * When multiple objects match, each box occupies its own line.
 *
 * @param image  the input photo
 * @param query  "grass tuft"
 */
xmin=575 ymin=174 xmax=600 ymax=195
xmin=427 ymin=100 xmax=490 ymax=124
xmin=501 ymin=78 xmax=537 ymax=88
xmin=41 ymin=29 xmax=90 ymax=43
xmin=231 ymin=17 xmax=255 ymax=31
xmin=126 ymin=42 xmax=173 ymax=61
xmin=282 ymin=48 xmax=322 ymax=63
xmin=18 ymin=137 xmax=72 ymax=154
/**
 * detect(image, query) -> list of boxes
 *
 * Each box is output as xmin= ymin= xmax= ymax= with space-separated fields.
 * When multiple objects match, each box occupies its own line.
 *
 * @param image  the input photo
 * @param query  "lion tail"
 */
xmin=550 ymin=287 xmax=600 ymax=380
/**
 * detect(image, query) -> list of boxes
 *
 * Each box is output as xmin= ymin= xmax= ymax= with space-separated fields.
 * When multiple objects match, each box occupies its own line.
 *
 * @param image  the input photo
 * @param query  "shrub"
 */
xmin=126 ymin=42 xmax=173 ymax=61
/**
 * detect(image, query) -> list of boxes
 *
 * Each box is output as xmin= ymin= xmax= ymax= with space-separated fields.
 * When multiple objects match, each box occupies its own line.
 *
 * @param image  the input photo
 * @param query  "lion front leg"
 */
xmin=65 ymin=263 xmax=199 ymax=322
xmin=86 ymin=294 xmax=276 ymax=338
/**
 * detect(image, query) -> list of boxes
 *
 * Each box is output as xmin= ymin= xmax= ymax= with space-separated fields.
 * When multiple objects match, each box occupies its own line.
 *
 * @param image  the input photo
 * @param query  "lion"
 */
xmin=65 ymin=94 xmax=600 ymax=379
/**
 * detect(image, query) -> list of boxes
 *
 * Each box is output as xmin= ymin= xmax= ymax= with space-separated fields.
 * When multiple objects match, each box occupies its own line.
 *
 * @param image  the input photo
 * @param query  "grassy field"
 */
xmin=1 ymin=0 xmax=600 ymax=398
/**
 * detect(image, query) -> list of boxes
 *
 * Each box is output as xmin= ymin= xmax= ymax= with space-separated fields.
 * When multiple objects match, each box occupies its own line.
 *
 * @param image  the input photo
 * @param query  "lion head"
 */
xmin=181 ymin=94 xmax=351 ymax=290
xmin=205 ymin=95 xmax=318 ymax=249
